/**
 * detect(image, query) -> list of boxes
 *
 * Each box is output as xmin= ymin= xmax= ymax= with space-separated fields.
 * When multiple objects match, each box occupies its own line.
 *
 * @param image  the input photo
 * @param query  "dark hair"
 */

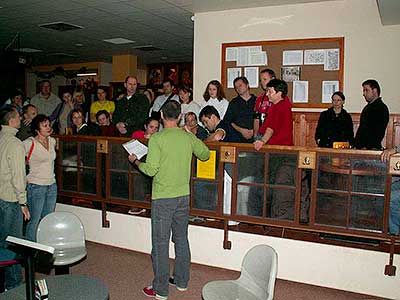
xmin=95 ymin=109 xmax=110 ymax=121
xmin=332 ymin=91 xmax=345 ymax=101
xmin=22 ymin=104 xmax=36 ymax=115
xmin=260 ymin=68 xmax=276 ymax=79
xmin=203 ymin=80 xmax=226 ymax=101
xmin=0 ymin=107 xmax=18 ymax=130
xmin=40 ymin=80 xmax=51 ymax=88
xmin=124 ymin=75 xmax=137 ymax=84
xmin=178 ymin=85 xmax=193 ymax=103
xmin=96 ymin=86 xmax=108 ymax=95
xmin=71 ymin=108 xmax=85 ymax=119
xmin=11 ymin=89 xmax=23 ymax=99
xmin=266 ymin=79 xmax=288 ymax=97
xmin=185 ymin=111 xmax=198 ymax=122
xmin=362 ymin=79 xmax=381 ymax=96
xmin=199 ymin=105 xmax=220 ymax=120
xmin=161 ymin=101 xmax=181 ymax=120
xmin=233 ymin=76 xmax=249 ymax=87
xmin=31 ymin=114 xmax=50 ymax=136
xmin=144 ymin=117 xmax=159 ymax=128
xmin=163 ymin=79 xmax=175 ymax=87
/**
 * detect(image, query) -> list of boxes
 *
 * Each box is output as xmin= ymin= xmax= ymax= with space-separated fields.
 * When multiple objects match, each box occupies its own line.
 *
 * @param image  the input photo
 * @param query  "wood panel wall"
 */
xmin=293 ymin=112 xmax=400 ymax=149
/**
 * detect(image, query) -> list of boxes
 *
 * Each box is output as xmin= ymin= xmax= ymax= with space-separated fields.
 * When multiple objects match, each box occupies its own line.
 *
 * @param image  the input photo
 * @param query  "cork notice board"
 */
xmin=221 ymin=37 xmax=344 ymax=108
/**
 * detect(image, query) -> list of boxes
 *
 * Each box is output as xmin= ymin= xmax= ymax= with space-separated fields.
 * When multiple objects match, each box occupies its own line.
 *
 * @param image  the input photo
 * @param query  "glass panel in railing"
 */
xmin=266 ymin=187 xmax=295 ymax=220
xmin=237 ymin=151 xmax=264 ymax=184
xmin=267 ymin=153 xmax=297 ymax=186
xmin=236 ymin=184 xmax=264 ymax=217
xmin=315 ymin=192 xmax=347 ymax=227
xmin=79 ymin=142 xmax=96 ymax=167
xmin=61 ymin=167 xmax=77 ymax=191
xmin=111 ymin=143 xmax=129 ymax=171
xmin=317 ymin=156 xmax=349 ymax=191
xmin=61 ymin=140 xmax=77 ymax=167
xmin=300 ymin=170 xmax=311 ymax=224
xmin=192 ymin=180 xmax=218 ymax=211
xmin=350 ymin=195 xmax=383 ymax=231
xmin=132 ymin=172 xmax=152 ymax=202
xmin=110 ymin=172 xmax=128 ymax=199
xmin=389 ymin=177 xmax=400 ymax=235
xmin=351 ymin=159 xmax=386 ymax=194
xmin=79 ymin=169 xmax=96 ymax=194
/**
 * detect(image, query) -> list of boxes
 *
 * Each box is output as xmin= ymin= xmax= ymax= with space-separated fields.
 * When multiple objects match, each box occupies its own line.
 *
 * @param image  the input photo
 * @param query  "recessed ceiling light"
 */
xmin=75 ymin=43 xmax=83 ymax=47
xmin=161 ymin=56 xmax=168 ymax=60
xmin=14 ymin=48 xmax=43 ymax=53
xmin=103 ymin=38 xmax=135 ymax=45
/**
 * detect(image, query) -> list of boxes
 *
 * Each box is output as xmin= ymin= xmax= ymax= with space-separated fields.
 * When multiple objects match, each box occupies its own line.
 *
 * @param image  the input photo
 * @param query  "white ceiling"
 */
xmin=0 ymin=0 xmax=398 ymax=66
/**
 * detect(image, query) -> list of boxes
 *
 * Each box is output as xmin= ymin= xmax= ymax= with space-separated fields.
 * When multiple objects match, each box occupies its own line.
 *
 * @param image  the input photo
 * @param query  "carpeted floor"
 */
xmin=65 ymin=242 xmax=386 ymax=300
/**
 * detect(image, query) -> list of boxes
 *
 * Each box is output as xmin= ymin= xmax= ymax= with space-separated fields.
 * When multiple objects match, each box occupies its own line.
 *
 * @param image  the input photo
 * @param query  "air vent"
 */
xmin=132 ymin=45 xmax=162 ymax=51
xmin=39 ymin=22 xmax=83 ymax=32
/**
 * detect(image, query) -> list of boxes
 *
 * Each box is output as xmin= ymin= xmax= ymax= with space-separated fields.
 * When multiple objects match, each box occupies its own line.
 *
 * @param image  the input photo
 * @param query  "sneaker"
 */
xmin=128 ymin=208 xmax=146 ymax=215
xmin=168 ymin=277 xmax=187 ymax=292
xmin=142 ymin=286 xmax=168 ymax=300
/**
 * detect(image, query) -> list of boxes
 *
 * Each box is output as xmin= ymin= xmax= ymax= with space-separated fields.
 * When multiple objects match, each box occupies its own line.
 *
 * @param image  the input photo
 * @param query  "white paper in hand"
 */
xmin=122 ymin=139 xmax=148 ymax=160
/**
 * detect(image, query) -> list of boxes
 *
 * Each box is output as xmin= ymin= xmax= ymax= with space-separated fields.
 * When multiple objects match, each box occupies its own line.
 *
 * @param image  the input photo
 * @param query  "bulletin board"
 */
xmin=221 ymin=37 xmax=344 ymax=108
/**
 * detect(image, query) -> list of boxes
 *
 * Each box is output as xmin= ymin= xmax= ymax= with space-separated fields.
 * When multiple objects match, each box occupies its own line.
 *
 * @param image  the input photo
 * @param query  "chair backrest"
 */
xmin=36 ymin=212 xmax=85 ymax=250
xmin=239 ymin=244 xmax=278 ymax=300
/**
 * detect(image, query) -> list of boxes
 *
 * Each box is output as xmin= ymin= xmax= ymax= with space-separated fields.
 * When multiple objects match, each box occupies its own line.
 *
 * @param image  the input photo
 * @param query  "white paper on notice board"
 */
xmin=227 ymin=68 xmax=242 ymax=88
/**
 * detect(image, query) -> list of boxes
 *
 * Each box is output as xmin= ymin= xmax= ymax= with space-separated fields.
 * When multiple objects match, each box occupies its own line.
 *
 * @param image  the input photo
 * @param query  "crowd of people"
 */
xmin=0 ymin=70 xmax=398 ymax=299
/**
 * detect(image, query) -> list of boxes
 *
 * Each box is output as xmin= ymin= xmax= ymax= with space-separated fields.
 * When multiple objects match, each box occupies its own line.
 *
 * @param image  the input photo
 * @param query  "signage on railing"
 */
xmin=97 ymin=139 xmax=108 ymax=154
xmin=389 ymin=154 xmax=400 ymax=175
xmin=298 ymin=151 xmax=316 ymax=169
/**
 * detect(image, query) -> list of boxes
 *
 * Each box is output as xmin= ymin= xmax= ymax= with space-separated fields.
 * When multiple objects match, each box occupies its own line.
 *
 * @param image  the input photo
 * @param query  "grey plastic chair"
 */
xmin=202 ymin=244 xmax=278 ymax=300
xmin=36 ymin=212 xmax=87 ymax=273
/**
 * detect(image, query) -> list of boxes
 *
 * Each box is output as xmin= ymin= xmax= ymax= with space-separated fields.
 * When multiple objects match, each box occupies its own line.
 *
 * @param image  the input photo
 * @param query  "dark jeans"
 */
xmin=0 ymin=199 xmax=23 ymax=290
xmin=151 ymin=196 xmax=190 ymax=297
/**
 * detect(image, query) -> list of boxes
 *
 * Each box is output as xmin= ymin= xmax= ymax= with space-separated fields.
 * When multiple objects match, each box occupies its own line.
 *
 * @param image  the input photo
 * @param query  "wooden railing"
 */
xmin=54 ymin=135 xmax=400 ymax=274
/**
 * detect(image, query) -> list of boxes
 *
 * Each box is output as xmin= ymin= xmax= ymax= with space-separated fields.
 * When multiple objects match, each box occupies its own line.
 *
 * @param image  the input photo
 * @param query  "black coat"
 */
xmin=315 ymin=107 xmax=354 ymax=148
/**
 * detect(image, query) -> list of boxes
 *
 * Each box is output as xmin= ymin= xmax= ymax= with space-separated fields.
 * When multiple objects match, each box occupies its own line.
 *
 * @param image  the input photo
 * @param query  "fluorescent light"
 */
xmin=103 ymin=38 xmax=135 ymax=45
xmin=77 ymin=73 xmax=97 ymax=77
xmin=14 ymin=48 xmax=42 ymax=53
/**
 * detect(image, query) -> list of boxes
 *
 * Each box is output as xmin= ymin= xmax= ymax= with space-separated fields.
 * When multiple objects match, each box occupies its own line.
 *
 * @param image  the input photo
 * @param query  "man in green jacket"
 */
xmin=129 ymin=101 xmax=210 ymax=300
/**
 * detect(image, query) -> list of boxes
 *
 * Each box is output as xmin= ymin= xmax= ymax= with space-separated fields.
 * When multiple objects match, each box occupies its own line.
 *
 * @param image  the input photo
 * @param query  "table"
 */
xmin=0 ymin=274 xmax=109 ymax=300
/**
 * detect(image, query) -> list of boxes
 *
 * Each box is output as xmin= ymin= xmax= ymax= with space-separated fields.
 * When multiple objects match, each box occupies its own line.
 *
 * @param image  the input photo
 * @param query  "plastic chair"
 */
xmin=202 ymin=244 xmax=278 ymax=300
xmin=36 ymin=212 xmax=86 ymax=274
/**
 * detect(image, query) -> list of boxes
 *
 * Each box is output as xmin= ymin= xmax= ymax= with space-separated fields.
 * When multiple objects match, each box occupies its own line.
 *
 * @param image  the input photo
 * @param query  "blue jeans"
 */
xmin=26 ymin=183 xmax=57 ymax=241
xmin=151 ymin=196 xmax=190 ymax=297
xmin=389 ymin=178 xmax=400 ymax=235
xmin=0 ymin=199 xmax=23 ymax=290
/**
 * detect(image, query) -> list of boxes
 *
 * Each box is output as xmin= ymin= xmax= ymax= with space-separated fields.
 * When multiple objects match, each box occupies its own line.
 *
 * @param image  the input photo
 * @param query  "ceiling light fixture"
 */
xmin=77 ymin=72 xmax=97 ymax=77
xmin=103 ymin=38 xmax=135 ymax=45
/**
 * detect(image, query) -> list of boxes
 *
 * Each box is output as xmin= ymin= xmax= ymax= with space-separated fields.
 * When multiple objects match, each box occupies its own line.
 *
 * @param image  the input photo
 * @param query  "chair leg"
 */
xmin=0 ymin=269 xmax=5 ymax=293
xmin=55 ymin=266 xmax=69 ymax=275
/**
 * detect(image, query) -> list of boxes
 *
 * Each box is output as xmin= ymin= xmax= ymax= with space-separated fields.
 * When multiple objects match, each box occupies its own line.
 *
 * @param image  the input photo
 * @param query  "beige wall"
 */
xmin=193 ymin=0 xmax=400 ymax=113
xmin=58 ymin=204 xmax=400 ymax=299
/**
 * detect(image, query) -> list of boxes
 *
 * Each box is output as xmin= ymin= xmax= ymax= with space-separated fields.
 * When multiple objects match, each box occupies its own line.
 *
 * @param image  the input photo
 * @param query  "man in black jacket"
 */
xmin=353 ymin=79 xmax=389 ymax=150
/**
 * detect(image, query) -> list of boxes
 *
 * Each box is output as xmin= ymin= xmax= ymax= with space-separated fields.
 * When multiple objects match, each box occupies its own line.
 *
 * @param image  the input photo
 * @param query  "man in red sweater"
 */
xmin=254 ymin=79 xmax=293 ymax=150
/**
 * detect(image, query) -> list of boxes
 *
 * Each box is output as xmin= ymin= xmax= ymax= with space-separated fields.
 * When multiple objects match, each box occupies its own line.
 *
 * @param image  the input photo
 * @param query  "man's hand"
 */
xmin=128 ymin=154 xmax=137 ymax=163
xmin=231 ymin=123 xmax=253 ymax=139
xmin=381 ymin=148 xmax=396 ymax=163
xmin=254 ymin=140 xmax=265 ymax=151
xmin=116 ymin=122 xmax=127 ymax=134
xmin=21 ymin=206 xmax=30 ymax=221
